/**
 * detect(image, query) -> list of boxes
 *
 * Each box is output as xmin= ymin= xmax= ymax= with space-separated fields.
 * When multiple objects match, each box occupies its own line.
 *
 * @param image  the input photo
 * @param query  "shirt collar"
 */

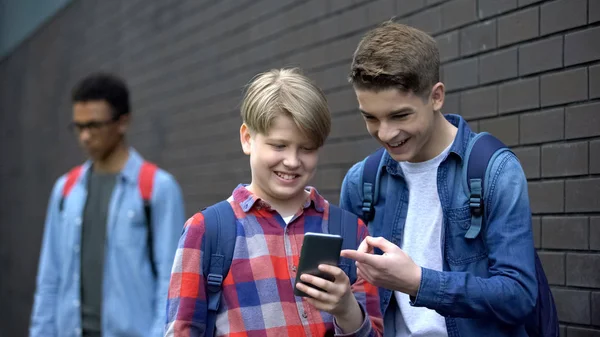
xmin=78 ymin=147 xmax=143 ymax=184
xmin=233 ymin=184 xmax=326 ymax=213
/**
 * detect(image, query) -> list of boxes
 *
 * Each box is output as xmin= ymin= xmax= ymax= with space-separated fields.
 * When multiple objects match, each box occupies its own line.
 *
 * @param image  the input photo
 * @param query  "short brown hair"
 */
xmin=240 ymin=68 xmax=331 ymax=147
xmin=349 ymin=21 xmax=440 ymax=97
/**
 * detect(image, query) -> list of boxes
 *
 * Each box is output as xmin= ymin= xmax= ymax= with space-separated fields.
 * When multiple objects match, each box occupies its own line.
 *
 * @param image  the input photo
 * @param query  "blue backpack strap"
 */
xmin=361 ymin=147 xmax=386 ymax=223
xmin=328 ymin=204 xmax=358 ymax=285
xmin=463 ymin=132 xmax=507 ymax=239
xmin=201 ymin=200 xmax=237 ymax=337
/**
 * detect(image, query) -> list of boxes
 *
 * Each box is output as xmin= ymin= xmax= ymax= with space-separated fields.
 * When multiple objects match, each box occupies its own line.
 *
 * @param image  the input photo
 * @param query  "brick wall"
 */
xmin=0 ymin=0 xmax=598 ymax=336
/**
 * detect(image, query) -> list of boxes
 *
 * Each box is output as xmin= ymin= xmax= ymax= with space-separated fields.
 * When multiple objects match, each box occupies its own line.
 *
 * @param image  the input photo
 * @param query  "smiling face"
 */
xmin=355 ymin=84 xmax=447 ymax=163
xmin=240 ymin=113 xmax=319 ymax=207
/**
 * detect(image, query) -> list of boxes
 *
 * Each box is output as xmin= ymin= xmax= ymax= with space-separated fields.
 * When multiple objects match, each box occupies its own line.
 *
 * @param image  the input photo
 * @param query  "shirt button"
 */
xmin=75 ymin=327 xmax=81 ymax=336
xmin=73 ymin=300 xmax=80 ymax=307
xmin=75 ymin=217 xmax=82 ymax=226
xmin=302 ymin=312 xmax=308 ymax=319
xmin=73 ymin=245 xmax=80 ymax=253
xmin=291 ymin=265 xmax=297 ymax=272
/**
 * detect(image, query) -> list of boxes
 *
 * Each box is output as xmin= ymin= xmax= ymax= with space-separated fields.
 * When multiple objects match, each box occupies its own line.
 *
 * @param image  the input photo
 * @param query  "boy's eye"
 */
xmin=270 ymin=144 xmax=285 ymax=149
xmin=301 ymin=146 xmax=317 ymax=152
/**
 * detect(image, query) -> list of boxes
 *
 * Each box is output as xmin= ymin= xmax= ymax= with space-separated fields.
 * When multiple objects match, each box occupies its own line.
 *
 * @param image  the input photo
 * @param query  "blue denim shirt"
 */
xmin=30 ymin=148 xmax=186 ymax=337
xmin=339 ymin=114 xmax=537 ymax=337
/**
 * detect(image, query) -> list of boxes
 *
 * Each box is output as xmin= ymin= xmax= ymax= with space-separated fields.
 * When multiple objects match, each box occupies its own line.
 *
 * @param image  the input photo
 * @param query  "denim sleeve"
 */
xmin=30 ymin=176 xmax=66 ymax=337
xmin=149 ymin=170 xmax=186 ymax=337
xmin=412 ymin=152 xmax=538 ymax=324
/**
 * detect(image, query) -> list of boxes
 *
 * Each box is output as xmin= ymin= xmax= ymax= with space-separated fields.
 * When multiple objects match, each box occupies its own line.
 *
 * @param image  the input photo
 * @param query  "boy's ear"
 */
xmin=431 ymin=82 xmax=445 ymax=112
xmin=240 ymin=123 xmax=252 ymax=155
xmin=117 ymin=114 xmax=130 ymax=135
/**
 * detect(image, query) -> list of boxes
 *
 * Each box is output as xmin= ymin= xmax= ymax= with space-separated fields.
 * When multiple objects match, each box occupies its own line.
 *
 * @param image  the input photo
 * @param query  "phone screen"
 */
xmin=294 ymin=232 xmax=343 ymax=297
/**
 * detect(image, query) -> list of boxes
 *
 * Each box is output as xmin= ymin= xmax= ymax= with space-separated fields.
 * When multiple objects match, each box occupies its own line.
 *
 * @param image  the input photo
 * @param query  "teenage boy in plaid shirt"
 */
xmin=165 ymin=68 xmax=384 ymax=337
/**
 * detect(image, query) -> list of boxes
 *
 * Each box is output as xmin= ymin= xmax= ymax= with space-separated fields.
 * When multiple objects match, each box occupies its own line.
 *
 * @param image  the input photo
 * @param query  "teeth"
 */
xmin=276 ymin=172 xmax=297 ymax=180
xmin=390 ymin=139 xmax=407 ymax=147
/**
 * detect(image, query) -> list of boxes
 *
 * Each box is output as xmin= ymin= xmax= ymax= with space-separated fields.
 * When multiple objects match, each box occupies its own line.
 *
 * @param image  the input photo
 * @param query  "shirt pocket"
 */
xmin=445 ymin=205 xmax=487 ymax=266
xmin=115 ymin=208 xmax=148 ymax=248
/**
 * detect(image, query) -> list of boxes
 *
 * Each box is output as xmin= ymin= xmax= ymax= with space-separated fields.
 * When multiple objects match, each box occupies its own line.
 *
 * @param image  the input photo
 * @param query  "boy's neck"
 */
xmin=93 ymin=142 xmax=129 ymax=174
xmin=412 ymin=112 xmax=457 ymax=163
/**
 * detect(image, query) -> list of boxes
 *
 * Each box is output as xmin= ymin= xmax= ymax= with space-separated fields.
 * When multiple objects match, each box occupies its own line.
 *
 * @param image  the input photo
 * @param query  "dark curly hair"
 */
xmin=71 ymin=72 xmax=131 ymax=118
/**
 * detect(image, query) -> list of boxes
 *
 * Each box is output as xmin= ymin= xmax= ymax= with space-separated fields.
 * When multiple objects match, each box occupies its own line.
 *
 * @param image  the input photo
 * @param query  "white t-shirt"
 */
xmin=394 ymin=144 xmax=452 ymax=337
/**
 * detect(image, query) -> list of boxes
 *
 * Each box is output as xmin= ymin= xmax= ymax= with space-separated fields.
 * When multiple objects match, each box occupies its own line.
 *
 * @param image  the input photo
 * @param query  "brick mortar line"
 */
xmin=124 ymin=0 xmax=297 ymax=74
xmin=130 ymin=0 xmax=450 ymax=81
xmin=462 ymin=95 xmax=600 ymax=121
xmin=116 ymin=0 xmax=225 ymax=50
xmin=127 ymin=0 xmax=374 ymax=85
xmin=131 ymin=28 xmax=367 ymax=104
xmin=438 ymin=7 xmax=600 ymax=63
xmin=537 ymin=248 xmax=600 ymax=253
xmin=132 ymin=0 xmax=503 ymax=98
xmin=549 ymin=285 xmax=600 ymax=292
xmin=560 ymin=324 xmax=600 ymax=331
xmin=444 ymin=61 xmax=598 ymax=95
xmin=130 ymin=52 xmax=597 ymax=113
xmin=73 ymin=0 xmax=257 ymax=71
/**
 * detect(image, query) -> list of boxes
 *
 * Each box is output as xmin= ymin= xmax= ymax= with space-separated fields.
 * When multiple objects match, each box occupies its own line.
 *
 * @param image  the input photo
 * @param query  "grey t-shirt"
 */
xmin=394 ymin=143 xmax=452 ymax=337
xmin=81 ymin=170 xmax=117 ymax=337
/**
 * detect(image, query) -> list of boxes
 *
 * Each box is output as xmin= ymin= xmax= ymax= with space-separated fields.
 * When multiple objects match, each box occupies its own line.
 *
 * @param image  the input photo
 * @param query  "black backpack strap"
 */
xmin=463 ymin=133 xmax=507 ymax=239
xmin=361 ymin=147 xmax=386 ymax=223
xmin=328 ymin=204 xmax=358 ymax=284
xmin=201 ymin=200 xmax=237 ymax=337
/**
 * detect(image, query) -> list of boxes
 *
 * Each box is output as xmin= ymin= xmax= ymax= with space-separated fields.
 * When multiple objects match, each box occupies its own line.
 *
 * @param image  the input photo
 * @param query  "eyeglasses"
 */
xmin=68 ymin=117 xmax=118 ymax=134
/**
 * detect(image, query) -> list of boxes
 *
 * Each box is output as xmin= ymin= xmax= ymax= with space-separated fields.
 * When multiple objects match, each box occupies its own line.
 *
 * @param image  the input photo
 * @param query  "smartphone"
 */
xmin=294 ymin=232 xmax=343 ymax=297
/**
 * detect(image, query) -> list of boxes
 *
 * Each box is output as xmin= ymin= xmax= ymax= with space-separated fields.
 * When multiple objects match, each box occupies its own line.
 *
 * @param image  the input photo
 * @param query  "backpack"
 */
xmin=59 ymin=161 xmax=159 ymax=278
xmin=360 ymin=132 xmax=559 ymax=337
xmin=200 ymin=200 xmax=359 ymax=337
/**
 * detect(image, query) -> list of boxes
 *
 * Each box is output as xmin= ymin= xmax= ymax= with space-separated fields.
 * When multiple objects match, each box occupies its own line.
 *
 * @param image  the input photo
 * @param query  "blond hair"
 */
xmin=349 ymin=21 xmax=440 ymax=97
xmin=240 ymin=68 xmax=331 ymax=147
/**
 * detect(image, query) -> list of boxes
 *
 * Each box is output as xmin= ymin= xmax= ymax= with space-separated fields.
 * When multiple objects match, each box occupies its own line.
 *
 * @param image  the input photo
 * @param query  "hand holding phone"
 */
xmin=293 ymin=232 xmax=343 ymax=297
xmin=293 ymin=232 xmax=364 ymax=333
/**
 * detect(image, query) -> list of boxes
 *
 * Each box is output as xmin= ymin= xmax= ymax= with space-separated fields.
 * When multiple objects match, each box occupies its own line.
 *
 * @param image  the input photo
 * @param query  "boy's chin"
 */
xmin=269 ymin=184 xmax=306 ymax=201
xmin=388 ymin=151 xmax=414 ymax=163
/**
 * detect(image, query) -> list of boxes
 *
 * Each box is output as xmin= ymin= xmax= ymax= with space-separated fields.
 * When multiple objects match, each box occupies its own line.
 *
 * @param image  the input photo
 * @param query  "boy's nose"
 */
xmin=377 ymin=123 xmax=398 ymax=143
xmin=283 ymin=153 xmax=301 ymax=169
xmin=79 ymin=129 xmax=92 ymax=143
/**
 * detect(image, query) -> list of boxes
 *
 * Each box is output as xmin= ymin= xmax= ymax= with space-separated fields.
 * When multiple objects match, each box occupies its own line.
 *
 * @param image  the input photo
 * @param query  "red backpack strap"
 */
xmin=138 ymin=161 xmax=158 ymax=278
xmin=138 ymin=161 xmax=157 ymax=202
xmin=60 ymin=165 xmax=83 ymax=212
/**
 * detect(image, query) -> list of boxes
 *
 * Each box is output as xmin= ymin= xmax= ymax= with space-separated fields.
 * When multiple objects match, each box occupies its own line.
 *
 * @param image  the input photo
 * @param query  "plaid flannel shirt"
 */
xmin=165 ymin=184 xmax=383 ymax=337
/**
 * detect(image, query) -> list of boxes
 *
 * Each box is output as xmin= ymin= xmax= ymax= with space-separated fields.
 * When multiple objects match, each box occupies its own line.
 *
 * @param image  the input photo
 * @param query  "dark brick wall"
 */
xmin=0 ymin=0 xmax=598 ymax=336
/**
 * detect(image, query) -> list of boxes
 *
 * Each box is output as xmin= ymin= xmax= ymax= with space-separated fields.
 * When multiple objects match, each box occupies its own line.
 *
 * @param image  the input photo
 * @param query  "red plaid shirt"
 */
xmin=166 ymin=185 xmax=383 ymax=337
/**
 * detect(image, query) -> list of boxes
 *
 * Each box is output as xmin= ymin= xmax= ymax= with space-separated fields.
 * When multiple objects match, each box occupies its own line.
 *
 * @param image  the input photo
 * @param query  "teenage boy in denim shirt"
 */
xmin=30 ymin=73 xmax=186 ymax=337
xmin=340 ymin=22 xmax=538 ymax=337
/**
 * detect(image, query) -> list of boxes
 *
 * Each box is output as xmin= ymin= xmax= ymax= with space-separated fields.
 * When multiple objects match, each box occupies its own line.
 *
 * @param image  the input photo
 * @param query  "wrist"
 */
xmin=338 ymin=296 xmax=361 ymax=320
xmin=334 ymin=296 xmax=363 ymax=333
xmin=408 ymin=265 xmax=422 ymax=297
